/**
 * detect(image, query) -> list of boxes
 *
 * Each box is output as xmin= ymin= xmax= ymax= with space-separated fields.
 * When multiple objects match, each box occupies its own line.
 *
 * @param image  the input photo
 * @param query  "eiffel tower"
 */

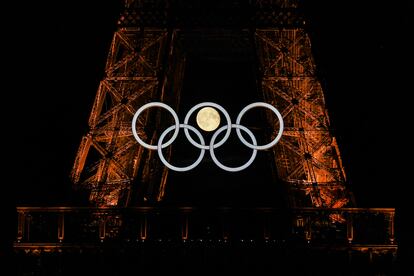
xmin=71 ymin=0 xmax=350 ymax=209
xmin=14 ymin=1 xmax=397 ymax=274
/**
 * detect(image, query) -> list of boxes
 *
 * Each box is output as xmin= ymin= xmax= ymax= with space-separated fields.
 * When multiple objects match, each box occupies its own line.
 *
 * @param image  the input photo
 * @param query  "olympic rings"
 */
xmin=184 ymin=102 xmax=232 ymax=150
xmin=158 ymin=124 xmax=205 ymax=172
xmin=131 ymin=102 xmax=284 ymax=172
xmin=236 ymin=102 xmax=284 ymax=150
xmin=132 ymin=102 xmax=180 ymax=150
xmin=210 ymin=124 xmax=257 ymax=172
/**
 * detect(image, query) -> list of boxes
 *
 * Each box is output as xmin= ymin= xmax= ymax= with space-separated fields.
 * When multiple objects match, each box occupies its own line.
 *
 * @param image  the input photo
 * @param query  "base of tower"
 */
xmin=12 ymin=206 xmax=397 ymax=275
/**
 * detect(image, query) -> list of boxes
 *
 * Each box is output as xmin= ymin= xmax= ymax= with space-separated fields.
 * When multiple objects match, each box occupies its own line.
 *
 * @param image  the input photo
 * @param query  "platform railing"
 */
xmin=14 ymin=207 xmax=396 ymax=253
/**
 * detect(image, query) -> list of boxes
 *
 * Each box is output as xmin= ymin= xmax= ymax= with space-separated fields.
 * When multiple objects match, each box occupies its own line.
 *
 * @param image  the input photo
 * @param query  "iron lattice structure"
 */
xmin=71 ymin=0 xmax=351 ymax=208
xmin=71 ymin=28 xmax=171 ymax=206
xmin=256 ymin=29 xmax=349 ymax=208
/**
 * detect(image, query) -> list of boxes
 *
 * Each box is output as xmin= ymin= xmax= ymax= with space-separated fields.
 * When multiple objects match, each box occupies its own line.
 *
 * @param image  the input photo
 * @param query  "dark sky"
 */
xmin=5 ymin=0 xmax=411 ymax=211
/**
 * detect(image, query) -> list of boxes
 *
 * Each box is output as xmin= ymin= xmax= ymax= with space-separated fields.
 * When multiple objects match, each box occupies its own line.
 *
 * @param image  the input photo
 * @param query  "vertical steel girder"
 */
xmin=71 ymin=28 xmax=168 ymax=206
xmin=255 ymin=29 xmax=350 ymax=208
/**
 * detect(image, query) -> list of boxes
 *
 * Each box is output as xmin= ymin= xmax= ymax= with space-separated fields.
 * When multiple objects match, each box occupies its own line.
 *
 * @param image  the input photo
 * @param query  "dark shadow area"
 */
xmin=163 ymin=32 xmax=283 ymax=207
xmin=13 ymin=246 xmax=398 ymax=276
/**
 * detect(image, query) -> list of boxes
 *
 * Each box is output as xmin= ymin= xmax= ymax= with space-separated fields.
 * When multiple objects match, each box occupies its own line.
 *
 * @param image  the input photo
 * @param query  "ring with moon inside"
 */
xmin=196 ymin=107 xmax=221 ymax=132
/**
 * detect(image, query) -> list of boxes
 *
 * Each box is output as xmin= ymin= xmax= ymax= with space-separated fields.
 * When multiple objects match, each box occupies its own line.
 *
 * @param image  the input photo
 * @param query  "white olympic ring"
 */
xmin=131 ymin=102 xmax=284 ymax=172
xmin=236 ymin=102 xmax=284 ymax=150
xmin=132 ymin=102 xmax=180 ymax=150
xmin=184 ymin=102 xmax=232 ymax=150
xmin=210 ymin=124 xmax=257 ymax=172
xmin=158 ymin=124 xmax=206 ymax=172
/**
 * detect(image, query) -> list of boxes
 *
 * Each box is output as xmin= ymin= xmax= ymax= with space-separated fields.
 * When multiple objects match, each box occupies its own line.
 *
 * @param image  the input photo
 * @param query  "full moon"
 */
xmin=196 ymin=107 xmax=221 ymax=132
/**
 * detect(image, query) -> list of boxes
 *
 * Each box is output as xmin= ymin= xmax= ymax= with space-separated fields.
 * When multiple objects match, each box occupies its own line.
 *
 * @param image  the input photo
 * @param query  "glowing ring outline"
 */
xmin=131 ymin=101 xmax=284 ymax=172
xmin=131 ymin=102 xmax=180 ymax=150
xmin=235 ymin=102 xmax=284 ymax=150
xmin=157 ymin=124 xmax=205 ymax=172
xmin=209 ymin=124 xmax=257 ymax=172
xmin=183 ymin=102 xmax=232 ymax=150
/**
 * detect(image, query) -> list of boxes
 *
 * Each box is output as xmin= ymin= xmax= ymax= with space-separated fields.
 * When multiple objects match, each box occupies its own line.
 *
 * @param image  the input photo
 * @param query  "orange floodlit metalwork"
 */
xmin=256 ymin=29 xmax=350 ymax=209
xmin=71 ymin=0 xmax=350 ymax=210
xmin=71 ymin=29 xmax=169 ymax=206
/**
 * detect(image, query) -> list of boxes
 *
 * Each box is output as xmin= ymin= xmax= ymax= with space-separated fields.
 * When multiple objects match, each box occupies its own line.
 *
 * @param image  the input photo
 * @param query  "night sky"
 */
xmin=4 ymin=0 xmax=412 ymax=255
